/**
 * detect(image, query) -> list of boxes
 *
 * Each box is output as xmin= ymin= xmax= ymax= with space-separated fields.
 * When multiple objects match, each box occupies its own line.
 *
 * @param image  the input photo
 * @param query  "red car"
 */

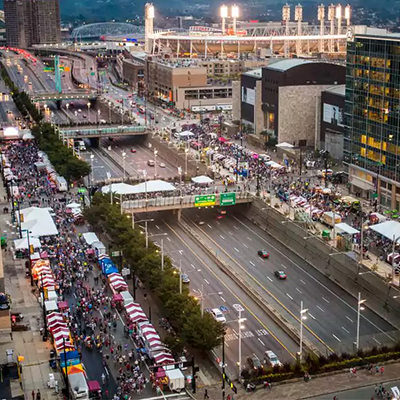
xmin=130 ymin=148 xmax=136 ymax=153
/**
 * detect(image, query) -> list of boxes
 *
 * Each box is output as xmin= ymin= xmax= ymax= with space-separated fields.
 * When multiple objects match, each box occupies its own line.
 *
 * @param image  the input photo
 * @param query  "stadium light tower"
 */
xmin=295 ymin=4 xmax=303 ymax=56
xmin=317 ymin=4 xmax=325 ymax=53
xmin=232 ymin=5 xmax=239 ymax=35
xmin=328 ymin=4 xmax=335 ymax=53
xmin=144 ymin=3 xmax=155 ymax=53
xmin=345 ymin=4 xmax=351 ymax=26
xmin=220 ymin=4 xmax=228 ymax=35
xmin=336 ymin=5 xmax=342 ymax=51
xmin=282 ymin=4 xmax=291 ymax=57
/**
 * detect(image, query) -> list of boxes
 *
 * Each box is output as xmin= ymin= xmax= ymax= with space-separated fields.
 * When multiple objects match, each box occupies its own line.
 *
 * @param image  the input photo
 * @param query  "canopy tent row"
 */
xmin=19 ymin=207 xmax=58 ymax=237
xmin=101 ymin=180 xmax=175 ymax=196
xmin=370 ymin=220 xmax=400 ymax=242
xmin=191 ymin=175 xmax=214 ymax=184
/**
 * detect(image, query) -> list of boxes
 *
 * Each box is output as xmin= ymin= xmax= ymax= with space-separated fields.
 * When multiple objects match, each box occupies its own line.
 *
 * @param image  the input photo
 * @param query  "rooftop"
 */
xmin=243 ymin=68 xmax=262 ymax=78
xmin=266 ymin=58 xmax=313 ymax=72
xmin=324 ymin=84 xmax=346 ymax=96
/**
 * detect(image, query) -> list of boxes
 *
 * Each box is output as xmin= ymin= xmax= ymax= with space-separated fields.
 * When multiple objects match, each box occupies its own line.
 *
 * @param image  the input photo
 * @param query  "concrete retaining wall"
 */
xmin=246 ymin=199 xmax=400 ymax=329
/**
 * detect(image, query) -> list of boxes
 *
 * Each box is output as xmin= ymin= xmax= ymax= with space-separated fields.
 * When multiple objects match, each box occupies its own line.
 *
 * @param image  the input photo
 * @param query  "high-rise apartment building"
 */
xmin=344 ymin=33 xmax=400 ymax=209
xmin=4 ymin=0 xmax=61 ymax=48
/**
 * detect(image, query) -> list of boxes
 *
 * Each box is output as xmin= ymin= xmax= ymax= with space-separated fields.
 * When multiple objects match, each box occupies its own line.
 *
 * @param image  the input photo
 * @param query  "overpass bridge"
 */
xmin=60 ymin=125 xmax=147 ymax=139
xmin=31 ymin=91 xmax=98 ymax=102
xmin=121 ymin=192 xmax=253 ymax=219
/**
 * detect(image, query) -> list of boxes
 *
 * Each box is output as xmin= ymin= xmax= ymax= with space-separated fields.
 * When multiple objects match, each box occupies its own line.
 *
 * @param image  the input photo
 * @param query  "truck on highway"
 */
xmin=74 ymin=140 xmax=86 ymax=152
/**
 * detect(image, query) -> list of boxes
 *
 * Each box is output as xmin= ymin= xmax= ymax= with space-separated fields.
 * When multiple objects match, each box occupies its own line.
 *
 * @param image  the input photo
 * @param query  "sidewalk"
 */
xmin=193 ymin=360 xmax=400 ymax=400
xmin=0 ymin=212 xmax=62 ymax=400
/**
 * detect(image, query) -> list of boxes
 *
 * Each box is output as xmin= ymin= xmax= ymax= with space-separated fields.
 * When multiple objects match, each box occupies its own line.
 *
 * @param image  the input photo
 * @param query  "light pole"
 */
xmin=122 ymin=151 xmax=126 ymax=181
xmin=391 ymin=235 xmax=400 ymax=283
xmin=90 ymin=154 xmax=94 ymax=186
xmin=143 ymin=170 xmax=148 ymax=203
xmin=22 ymin=229 xmax=33 ymax=286
xmin=154 ymin=149 xmax=158 ymax=178
xmin=97 ymin=109 xmax=101 ymax=126
xmin=179 ymin=259 xmax=182 ymax=294
xmin=87 ymin=102 xmax=91 ymax=123
xmin=356 ymin=292 xmax=366 ymax=351
xmin=300 ymin=301 xmax=308 ymax=361
xmin=161 ymin=238 xmax=164 ymax=271
xmin=108 ymin=101 xmax=112 ymax=124
xmin=185 ymin=148 xmax=189 ymax=176
xmin=238 ymin=310 xmax=246 ymax=378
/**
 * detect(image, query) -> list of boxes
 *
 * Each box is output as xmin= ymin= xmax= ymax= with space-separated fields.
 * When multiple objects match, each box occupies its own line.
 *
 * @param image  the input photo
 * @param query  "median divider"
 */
xmin=178 ymin=218 xmax=320 ymax=357
xmin=97 ymin=146 xmax=125 ymax=173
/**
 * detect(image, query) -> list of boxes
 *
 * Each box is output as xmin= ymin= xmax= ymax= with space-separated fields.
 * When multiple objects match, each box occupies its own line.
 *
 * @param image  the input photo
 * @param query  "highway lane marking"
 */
xmin=247 ymin=237 xmax=252 ymax=241
xmin=243 ymin=243 xmax=248 ymax=249
xmin=281 ymin=264 xmax=287 ymax=269
xmin=308 ymin=313 xmax=316 ymax=320
xmin=216 ymin=221 xmax=220 ymax=225
xmin=73 ymin=293 xmax=77 ymax=299
xmin=204 ymin=279 xmax=210 ymax=285
xmin=234 ymin=248 xmax=239 ymax=252
xmin=163 ymin=221 xmax=296 ymax=359
xmin=296 ymin=288 xmax=302 ymax=294
xmin=250 ymin=261 xmax=255 ymax=267
xmin=234 ymin=225 xmax=239 ymax=230
xmin=346 ymin=316 xmax=353 ymax=323
xmin=300 ymin=279 xmax=306 ymax=285
xmin=267 ymin=276 xmax=273 ymax=282
xmin=373 ymin=338 xmax=382 ymax=345
xmin=166 ymin=237 xmax=171 ymax=241
xmin=228 ymin=231 xmax=233 ymax=236
xmin=171 ymin=257 xmax=175 ymax=262
xmin=191 ymin=264 xmax=195 ymax=269
xmin=220 ymin=235 xmax=225 ymax=240
xmin=155 ymin=225 xmax=160 ymax=230
xmin=286 ymin=293 xmax=294 ymax=301
xmin=332 ymin=334 xmax=341 ymax=342
xmin=317 ymin=306 xmax=325 ymax=313
xmin=258 ymin=338 xmax=265 ymax=346
xmin=342 ymin=327 xmax=350 ymax=334
xmin=322 ymin=297 xmax=330 ymax=303
xmin=189 ymin=217 xmax=334 ymax=354
xmin=232 ymin=215 xmax=399 ymax=339
xmin=207 ymin=224 xmax=212 ymax=229
xmin=220 ymin=297 xmax=226 ymax=302
xmin=225 ymin=341 xmax=230 ymax=348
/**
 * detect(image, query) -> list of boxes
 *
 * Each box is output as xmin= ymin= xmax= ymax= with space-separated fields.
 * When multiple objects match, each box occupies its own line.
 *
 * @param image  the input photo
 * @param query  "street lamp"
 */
xmin=122 ymin=151 xmax=126 ymax=181
xmin=356 ymin=292 xmax=366 ymax=351
xmin=22 ymin=229 xmax=33 ymax=286
xmin=108 ymin=101 xmax=112 ymax=124
xmin=185 ymin=148 xmax=189 ymax=175
xmin=154 ymin=149 xmax=158 ymax=178
xmin=238 ymin=310 xmax=246 ymax=377
xmin=300 ymin=301 xmax=308 ymax=361
xmin=90 ymin=154 xmax=94 ymax=186
xmin=66 ymin=103 xmax=69 ymax=112
xmin=87 ymin=102 xmax=91 ymax=122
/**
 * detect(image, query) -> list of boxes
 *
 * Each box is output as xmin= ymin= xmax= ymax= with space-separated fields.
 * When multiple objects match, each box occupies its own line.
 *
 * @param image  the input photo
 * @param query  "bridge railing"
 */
xmin=122 ymin=192 xmax=252 ymax=210
xmin=61 ymin=126 xmax=146 ymax=136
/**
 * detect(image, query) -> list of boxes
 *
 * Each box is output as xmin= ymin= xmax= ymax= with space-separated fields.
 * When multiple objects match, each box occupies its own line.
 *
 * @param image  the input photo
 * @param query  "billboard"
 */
xmin=220 ymin=193 xmax=236 ymax=206
xmin=194 ymin=195 xmax=216 ymax=207
xmin=323 ymin=103 xmax=344 ymax=127
xmin=242 ymin=87 xmax=255 ymax=106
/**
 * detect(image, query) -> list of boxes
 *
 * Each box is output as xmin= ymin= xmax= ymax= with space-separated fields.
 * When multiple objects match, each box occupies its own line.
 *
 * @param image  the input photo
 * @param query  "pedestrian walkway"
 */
xmin=0 ymin=211 xmax=62 ymax=400
xmin=194 ymin=361 xmax=400 ymax=400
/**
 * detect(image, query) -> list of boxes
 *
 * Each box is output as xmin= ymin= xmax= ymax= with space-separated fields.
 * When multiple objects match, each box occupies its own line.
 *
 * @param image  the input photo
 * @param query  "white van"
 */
xmin=55 ymin=176 xmax=68 ymax=192
xmin=74 ymin=140 xmax=86 ymax=152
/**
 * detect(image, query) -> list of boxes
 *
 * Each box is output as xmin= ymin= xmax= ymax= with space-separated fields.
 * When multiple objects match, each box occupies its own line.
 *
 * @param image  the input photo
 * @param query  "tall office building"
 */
xmin=344 ymin=33 xmax=400 ymax=209
xmin=4 ymin=0 xmax=61 ymax=48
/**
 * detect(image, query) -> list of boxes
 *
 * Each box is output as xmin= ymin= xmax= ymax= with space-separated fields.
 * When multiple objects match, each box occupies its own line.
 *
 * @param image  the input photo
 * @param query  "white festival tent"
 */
xmin=370 ymin=221 xmax=400 ymax=242
xmin=19 ymin=207 xmax=58 ymax=237
xmin=276 ymin=142 xmax=295 ymax=148
xmin=102 ymin=180 xmax=175 ymax=195
xmin=66 ymin=202 xmax=81 ymax=209
xmin=14 ymin=237 xmax=42 ymax=250
xmin=191 ymin=175 xmax=214 ymax=184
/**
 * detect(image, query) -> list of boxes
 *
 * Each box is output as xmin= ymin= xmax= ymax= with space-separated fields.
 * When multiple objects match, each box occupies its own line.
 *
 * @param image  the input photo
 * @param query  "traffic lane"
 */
xmin=186 ymin=212 xmax=355 ymax=351
xmin=230 ymin=212 xmax=396 ymax=333
xmin=154 ymin=222 xmax=293 ymax=374
xmin=185 ymin=210 xmax=396 ymax=350
xmin=80 ymin=148 xmax=121 ymax=181
xmin=155 ymin=219 xmax=299 ymax=364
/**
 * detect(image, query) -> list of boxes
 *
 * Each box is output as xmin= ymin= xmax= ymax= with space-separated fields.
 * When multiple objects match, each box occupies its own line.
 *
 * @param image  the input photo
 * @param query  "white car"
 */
xmin=211 ymin=308 xmax=226 ymax=323
xmin=159 ymin=163 xmax=166 ymax=168
xmin=264 ymin=350 xmax=282 ymax=367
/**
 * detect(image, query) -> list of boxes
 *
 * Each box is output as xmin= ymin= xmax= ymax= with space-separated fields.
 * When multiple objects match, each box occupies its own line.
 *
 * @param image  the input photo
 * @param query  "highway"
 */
xmin=145 ymin=216 xmax=299 ymax=378
xmin=179 ymin=208 xmax=396 ymax=355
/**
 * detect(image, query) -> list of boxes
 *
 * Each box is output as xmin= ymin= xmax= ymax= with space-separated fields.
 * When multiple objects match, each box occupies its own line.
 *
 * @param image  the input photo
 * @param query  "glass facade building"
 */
xmin=345 ymin=34 xmax=400 ymax=209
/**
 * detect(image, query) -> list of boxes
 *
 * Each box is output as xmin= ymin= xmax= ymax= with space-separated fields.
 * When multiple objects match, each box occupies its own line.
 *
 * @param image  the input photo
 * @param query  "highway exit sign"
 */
xmin=220 ymin=192 xmax=236 ymax=206
xmin=195 ymin=194 xmax=216 ymax=208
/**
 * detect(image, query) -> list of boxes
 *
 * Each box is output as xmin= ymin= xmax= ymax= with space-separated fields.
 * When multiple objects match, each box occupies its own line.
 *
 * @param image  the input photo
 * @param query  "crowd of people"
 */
xmin=3 ymin=140 xmax=151 ymax=399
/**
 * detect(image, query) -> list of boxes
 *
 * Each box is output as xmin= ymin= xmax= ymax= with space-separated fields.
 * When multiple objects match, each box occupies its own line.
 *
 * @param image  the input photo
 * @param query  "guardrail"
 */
xmin=61 ymin=125 xmax=147 ymax=137
xmin=122 ymin=192 xmax=252 ymax=211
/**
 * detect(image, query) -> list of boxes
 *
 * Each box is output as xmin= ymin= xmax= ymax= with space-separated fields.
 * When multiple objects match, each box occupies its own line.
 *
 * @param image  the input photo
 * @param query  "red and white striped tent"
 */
xmin=47 ymin=312 xmax=64 ymax=328
xmin=39 ymin=277 xmax=56 ymax=288
xmin=111 ymin=280 xmax=128 ymax=291
xmin=52 ymin=326 xmax=70 ymax=339
xmin=153 ymin=351 xmax=175 ymax=365
xmin=141 ymin=324 xmax=162 ymax=349
xmin=98 ymin=254 xmax=110 ymax=261
xmin=125 ymin=302 xmax=148 ymax=323
xmin=108 ymin=274 xmax=128 ymax=291
xmin=54 ymin=337 xmax=74 ymax=352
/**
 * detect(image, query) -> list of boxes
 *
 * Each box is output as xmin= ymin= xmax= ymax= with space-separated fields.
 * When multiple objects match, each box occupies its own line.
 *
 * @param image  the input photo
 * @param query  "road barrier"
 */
xmin=178 ymin=217 xmax=320 ymax=357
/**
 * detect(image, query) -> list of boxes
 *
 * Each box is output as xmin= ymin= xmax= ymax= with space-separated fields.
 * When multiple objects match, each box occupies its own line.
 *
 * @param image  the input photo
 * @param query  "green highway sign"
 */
xmin=43 ymin=67 xmax=53 ymax=72
xmin=195 ymin=194 xmax=216 ymax=208
xmin=220 ymin=192 xmax=236 ymax=206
